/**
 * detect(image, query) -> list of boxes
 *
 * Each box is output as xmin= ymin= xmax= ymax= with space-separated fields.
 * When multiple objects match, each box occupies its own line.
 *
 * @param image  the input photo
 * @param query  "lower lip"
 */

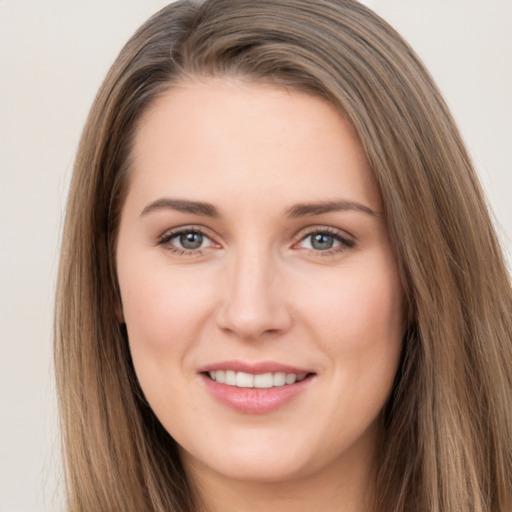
xmin=201 ymin=374 xmax=314 ymax=414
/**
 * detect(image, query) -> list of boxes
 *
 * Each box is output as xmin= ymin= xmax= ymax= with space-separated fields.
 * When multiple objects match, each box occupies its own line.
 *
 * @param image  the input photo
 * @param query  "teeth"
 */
xmin=208 ymin=370 xmax=308 ymax=388
xmin=273 ymin=372 xmax=286 ymax=387
xmin=253 ymin=373 xmax=273 ymax=388
xmin=225 ymin=370 xmax=236 ymax=386
xmin=236 ymin=371 xmax=254 ymax=388
xmin=285 ymin=373 xmax=296 ymax=385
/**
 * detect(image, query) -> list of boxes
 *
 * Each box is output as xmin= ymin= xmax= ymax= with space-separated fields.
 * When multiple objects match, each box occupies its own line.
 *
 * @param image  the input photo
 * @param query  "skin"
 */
xmin=116 ymin=79 xmax=404 ymax=512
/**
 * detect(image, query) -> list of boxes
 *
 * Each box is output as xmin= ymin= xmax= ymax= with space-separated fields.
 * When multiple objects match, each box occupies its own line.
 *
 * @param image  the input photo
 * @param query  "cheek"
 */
xmin=117 ymin=260 xmax=218 ymax=380
xmin=305 ymin=264 xmax=401 ymax=333
xmin=297 ymin=256 xmax=404 ymax=378
xmin=117 ymin=264 xmax=216 ymax=417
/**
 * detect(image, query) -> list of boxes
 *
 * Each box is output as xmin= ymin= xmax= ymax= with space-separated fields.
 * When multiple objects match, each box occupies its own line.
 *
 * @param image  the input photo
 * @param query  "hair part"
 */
xmin=55 ymin=1 xmax=512 ymax=510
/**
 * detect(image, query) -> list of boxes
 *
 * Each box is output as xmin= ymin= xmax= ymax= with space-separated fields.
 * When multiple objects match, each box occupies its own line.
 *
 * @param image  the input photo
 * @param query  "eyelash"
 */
xmin=157 ymin=226 xmax=356 ymax=257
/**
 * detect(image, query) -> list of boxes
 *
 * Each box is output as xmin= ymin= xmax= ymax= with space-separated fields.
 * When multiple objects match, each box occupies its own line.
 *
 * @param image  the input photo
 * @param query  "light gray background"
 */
xmin=0 ymin=1 xmax=510 ymax=511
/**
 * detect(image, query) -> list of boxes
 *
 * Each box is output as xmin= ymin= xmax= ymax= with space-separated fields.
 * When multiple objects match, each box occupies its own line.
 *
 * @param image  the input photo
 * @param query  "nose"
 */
xmin=215 ymin=247 xmax=293 ymax=340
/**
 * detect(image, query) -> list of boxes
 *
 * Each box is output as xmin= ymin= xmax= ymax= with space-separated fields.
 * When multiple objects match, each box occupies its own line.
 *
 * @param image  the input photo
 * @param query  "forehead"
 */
xmin=128 ymin=79 xmax=380 ymax=213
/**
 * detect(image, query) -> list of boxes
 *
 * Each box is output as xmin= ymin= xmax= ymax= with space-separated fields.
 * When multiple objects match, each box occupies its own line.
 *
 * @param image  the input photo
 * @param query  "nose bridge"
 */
xmin=217 ymin=241 xmax=290 ymax=338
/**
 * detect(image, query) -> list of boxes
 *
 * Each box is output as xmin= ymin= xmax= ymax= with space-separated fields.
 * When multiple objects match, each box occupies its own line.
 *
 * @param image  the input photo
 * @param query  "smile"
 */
xmin=208 ymin=370 xmax=308 ymax=388
xmin=200 ymin=362 xmax=315 ymax=414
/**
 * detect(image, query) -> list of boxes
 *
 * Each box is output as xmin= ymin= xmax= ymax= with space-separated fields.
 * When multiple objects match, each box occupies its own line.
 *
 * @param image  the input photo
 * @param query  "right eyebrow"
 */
xmin=140 ymin=198 xmax=220 ymax=218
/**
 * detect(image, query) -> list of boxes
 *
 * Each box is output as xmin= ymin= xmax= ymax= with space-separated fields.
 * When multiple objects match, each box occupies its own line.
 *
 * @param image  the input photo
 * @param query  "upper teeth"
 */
xmin=209 ymin=370 xmax=307 ymax=388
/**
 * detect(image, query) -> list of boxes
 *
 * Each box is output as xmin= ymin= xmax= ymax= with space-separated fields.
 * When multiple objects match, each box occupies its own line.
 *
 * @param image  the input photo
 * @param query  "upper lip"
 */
xmin=198 ymin=360 xmax=314 ymax=375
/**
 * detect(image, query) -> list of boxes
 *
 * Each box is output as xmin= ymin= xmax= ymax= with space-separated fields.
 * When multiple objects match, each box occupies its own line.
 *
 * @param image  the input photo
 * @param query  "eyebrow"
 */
xmin=140 ymin=197 xmax=377 ymax=219
xmin=140 ymin=198 xmax=219 ymax=217
xmin=286 ymin=200 xmax=378 ymax=217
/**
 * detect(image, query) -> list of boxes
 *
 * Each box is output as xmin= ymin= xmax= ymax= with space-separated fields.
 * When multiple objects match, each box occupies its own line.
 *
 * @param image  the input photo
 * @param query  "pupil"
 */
xmin=311 ymin=233 xmax=334 ymax=250
xmin=180 ymin=232 xmax=203 ymax=249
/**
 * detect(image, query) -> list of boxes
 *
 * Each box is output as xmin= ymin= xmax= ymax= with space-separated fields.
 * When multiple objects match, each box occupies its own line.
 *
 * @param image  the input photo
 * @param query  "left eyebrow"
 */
xmin=286 ymin=200 xmax=378 ymax=218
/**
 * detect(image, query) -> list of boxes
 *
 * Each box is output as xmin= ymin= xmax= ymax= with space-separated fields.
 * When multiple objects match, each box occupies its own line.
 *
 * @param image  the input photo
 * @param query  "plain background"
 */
xmin=0 ymin=1 xmax=510 ymax=511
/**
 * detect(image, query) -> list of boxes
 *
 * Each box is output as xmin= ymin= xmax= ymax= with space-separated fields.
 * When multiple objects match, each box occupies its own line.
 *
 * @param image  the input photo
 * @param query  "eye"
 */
xmin=174 ymin=231 xmax=207 ymax=250
xmin=158 ymin=227 xmax=216 ymax=254
xmin=304 ymin=232 xmax=339 ymax=251
xmin=295 ymin=228 xmax=355 ymax=254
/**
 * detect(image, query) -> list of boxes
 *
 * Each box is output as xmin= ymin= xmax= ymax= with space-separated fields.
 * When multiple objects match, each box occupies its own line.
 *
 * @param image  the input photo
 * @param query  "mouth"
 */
xmin=199 ymin=362 xmax=316 ymax=414
xmin=205 ymin=370 xmax=310 ymax=389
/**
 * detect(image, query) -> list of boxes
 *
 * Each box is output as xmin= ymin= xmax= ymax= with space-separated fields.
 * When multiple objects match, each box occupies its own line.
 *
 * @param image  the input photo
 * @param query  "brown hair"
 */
xmin=54 ymin=1 xmax=512 ymax=510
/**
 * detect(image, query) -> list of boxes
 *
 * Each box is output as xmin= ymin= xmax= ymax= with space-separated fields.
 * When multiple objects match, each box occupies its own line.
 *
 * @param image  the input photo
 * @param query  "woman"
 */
xmin=54 ymin=0 xmax=512 ymax=511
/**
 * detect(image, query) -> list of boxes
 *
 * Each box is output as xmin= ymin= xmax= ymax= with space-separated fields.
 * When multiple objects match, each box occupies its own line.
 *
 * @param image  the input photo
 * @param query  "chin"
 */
xmin=180 ymin=440 xmax=306 ymax=481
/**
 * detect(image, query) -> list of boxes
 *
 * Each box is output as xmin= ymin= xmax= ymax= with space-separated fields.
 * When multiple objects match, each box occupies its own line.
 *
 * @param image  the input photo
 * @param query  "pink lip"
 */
xmin=198 ymin=360 xmax=315 ymax=414
xmin=199 ymin=360 xmax=312 ymax=375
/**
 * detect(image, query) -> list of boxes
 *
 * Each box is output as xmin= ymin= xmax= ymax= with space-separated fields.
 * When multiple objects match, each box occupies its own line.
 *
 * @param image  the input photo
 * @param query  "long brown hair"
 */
xmin=54 ymin=1 xmax=512 ymax=510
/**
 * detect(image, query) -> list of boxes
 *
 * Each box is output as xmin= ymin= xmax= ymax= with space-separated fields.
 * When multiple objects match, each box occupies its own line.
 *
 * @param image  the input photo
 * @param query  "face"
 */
xmin=116 ymin=80 xmax=404 ymax=489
